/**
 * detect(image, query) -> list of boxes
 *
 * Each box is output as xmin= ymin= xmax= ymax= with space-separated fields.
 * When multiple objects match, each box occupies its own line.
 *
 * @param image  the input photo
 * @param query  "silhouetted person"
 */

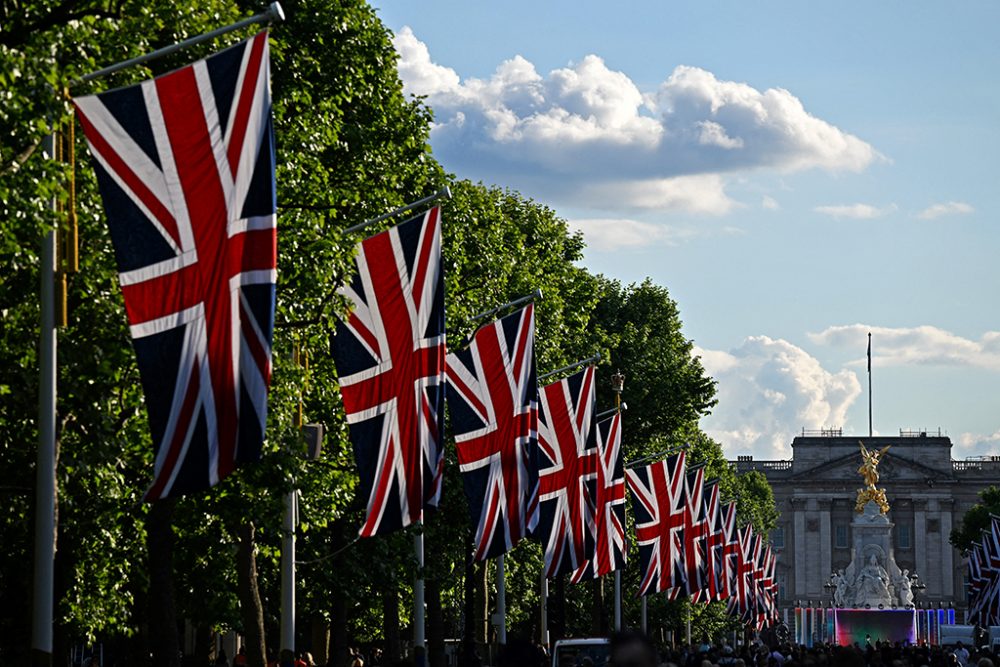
xmin=610 ymin=630 xmax=658 ymax=667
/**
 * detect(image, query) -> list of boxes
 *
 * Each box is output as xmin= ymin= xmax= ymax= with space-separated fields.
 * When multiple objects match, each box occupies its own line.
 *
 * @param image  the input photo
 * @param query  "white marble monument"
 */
xmin=827 ymin=443 xmax=923 ymax=608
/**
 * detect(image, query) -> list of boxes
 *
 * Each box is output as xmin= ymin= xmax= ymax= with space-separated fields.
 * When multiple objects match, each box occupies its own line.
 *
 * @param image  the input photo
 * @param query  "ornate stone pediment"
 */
xmin=790 ymin=451 xmax=952 ymax=483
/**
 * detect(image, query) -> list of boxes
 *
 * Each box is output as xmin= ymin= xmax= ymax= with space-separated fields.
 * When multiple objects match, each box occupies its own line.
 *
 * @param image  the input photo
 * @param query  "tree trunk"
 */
xmin=236 ymin=521 xmax=267 ymax=667
xmin=460 ymin=538 xmax=478 ymax=667
xmin=382 ymin=578 xmax=402 ymax=661
xmin=330 ymin=592 xmax=350 ymax=667
xmin=591 ymin=577 xmax=605 ymax=636
xmin=427 ymin=578 xmax=446 ymax=667
xmin=552 ymin=575 xmax=566 ymax=642
xmin=310 ymin=615 xmax=329 ymax=666
xmin=148 ymin=500 xmax=180 ymax=667
xmin=194 ymin=625 xmax=214 ymax=666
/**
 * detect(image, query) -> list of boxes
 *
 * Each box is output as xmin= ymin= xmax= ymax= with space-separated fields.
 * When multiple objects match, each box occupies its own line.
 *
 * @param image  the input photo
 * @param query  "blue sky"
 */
xmin=375 ymin=0 xmax=1000 ymax=459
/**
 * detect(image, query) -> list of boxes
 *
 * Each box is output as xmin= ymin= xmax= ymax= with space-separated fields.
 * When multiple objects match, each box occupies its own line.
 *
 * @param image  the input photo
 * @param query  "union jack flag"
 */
xmin=571 ymin=411 xmax=627 ymax=582
xmin=969 ymin=517 xmax=1000 ymax=624
xmin=760 ymin=543 xmax=777 ymax=626
xmin=627 ymin=451 xmax=688 ymax=596
xmin=682 ymin=466 xmax=708 ymax=598
xmin=333 ymin=207 xmax=446 ymax=537
xmin=74 ymin=32 xmax=276 ymax=500
xmin=533 ymin=366 xmax=598 ymax=578
xmin=730 ymin=524 xmax=754 ymax=620
xmin=749 ymin=533 xmax=768 ymax=628
xmin=698 ymin=481 xmax=724 ymax=602
xmin=719 ymin=501 xmax=739 ymax=601
xmin=447 ymin=305 xmax=538 ymax=561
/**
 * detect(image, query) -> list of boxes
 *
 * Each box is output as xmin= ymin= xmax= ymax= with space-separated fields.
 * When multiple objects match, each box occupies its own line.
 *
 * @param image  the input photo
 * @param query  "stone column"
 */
xmin=794 ymin=502 xmax=806 ymax=597
xmin=914 ymin=500 xmax=927 ymax=583
xmin=941 ymin=501 xmax=954 ymax=598
xmin=820 ymin=502 xmax=832 ymax=589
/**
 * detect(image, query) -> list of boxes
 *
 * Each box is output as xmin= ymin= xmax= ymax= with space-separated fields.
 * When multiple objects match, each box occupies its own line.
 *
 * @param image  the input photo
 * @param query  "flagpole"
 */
xmin=280 ymin=485 xmax=296 ymax=654
xmin=344 ymin=187 xmax=452 ymax=235
xmin=538 ymin=353 xmax=601 ymax=382
xmin=614 ymin=570 xmax=622 ymax=631
xmin=595 ymin=404 xmax=626 ymax=421
xmin=32 ymin=130 xmax=58 ymax=666
xmin=540 ymin=572 xmax=549 ymax=648
xmin=66 ymin=13 xmax=286 ymax=665
xmin=469 ymin=290 xmax=542 ymax=324
xmin=868 ymin=332 xmax=873 ymax=437
xmin=641 ymin=596 xmax=647 ymax=634
xmin=413 ymin=526 xmax=426 ymax=666
xmin=497 ymin=555 xmax=507 ymax=645
xmin=73 ymin=2 xmax=285 ymax=85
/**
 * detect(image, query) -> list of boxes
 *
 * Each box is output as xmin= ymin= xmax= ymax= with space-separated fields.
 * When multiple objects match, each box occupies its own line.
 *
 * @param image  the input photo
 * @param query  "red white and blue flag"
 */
xmin=333 ymin=207 xmax=446 ymax=537
xmin=533 ymin=366 xmax=598 ymax=578
xmin=699 ymin=480 xmax=724 ymax=602
xmin=627 ymin=451 xmax=688 ymax=596
xmin=571 ymin=411 xmax=627 ymax=582
xmin=682 ymin=466 xmax=708 ymax=598
xmin=719 ymin=501 xmax=739 ymax=601
xmin=74 ymin=32 xmax=276 ymax=500
xmin=447 ymin=305 xmax=538 ymax=561
xmin=731 ymin=524 xmax=755 ymax=620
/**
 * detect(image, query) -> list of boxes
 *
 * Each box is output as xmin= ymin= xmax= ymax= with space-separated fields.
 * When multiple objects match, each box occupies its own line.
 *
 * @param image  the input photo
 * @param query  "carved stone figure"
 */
xmin=896 ymin=569 xmax=915 ymax=607
xmin=831 ymin=569 xmax=850 ymax=607
xmin=854 ymin=553 xmax=892 ymax=606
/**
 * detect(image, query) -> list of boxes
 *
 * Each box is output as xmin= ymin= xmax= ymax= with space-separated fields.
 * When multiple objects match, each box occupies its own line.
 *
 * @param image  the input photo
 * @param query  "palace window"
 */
xmin=835 ymin=524 xmax=849 ymax=548
xmin=771 ymin=526 xmax=785 ymax=548
xmin=778 ymin=573 xmax=788 ymax=602
xmin=897 ymin=524 xmax=912 ymax=549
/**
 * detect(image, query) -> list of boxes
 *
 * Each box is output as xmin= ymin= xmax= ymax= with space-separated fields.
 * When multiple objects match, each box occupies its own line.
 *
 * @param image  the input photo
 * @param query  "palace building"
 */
xmin=733 ymin=430 xmax=1000 ymax=614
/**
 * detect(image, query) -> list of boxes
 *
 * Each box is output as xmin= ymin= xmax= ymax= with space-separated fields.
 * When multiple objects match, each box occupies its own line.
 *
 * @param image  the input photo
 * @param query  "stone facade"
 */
xmin=732 ymin=432 xmax=1000 ymax=611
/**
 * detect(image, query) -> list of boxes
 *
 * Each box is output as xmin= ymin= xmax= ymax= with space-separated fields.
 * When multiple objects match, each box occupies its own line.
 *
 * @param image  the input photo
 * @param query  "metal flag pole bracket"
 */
xmin=469 ymin=289 xmax=542 ymax=325
xmin=625 ymin=443 xmax=689 ymax=469
xmin=538 ymin=353 xmax=601 ymax=382
xmin=72 ymin=2 xmax=284 ymax=87
xmin=344 ymin=186 xmax=452 ymax=235
xmin=595 ymin=402 xmax=626 ymax=421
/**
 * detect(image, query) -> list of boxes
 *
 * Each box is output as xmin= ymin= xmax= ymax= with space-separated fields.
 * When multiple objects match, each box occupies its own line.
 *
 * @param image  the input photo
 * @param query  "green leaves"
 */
xmin=951 ymin=485 xmax=1000 ymax=552
xmin=0 ymin=0 xmax=779 ymax=654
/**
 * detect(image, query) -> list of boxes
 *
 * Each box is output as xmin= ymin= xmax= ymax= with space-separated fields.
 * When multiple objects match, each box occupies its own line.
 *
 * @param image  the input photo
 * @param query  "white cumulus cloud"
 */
xmin=393 ymin=27 xmax=879 ymax=215
xmin=954 ymin=430 xmax=1000 ymax=459
xmin=696 ymin=336 xmax=862 ymax=459
xmin=917 ymin=201 xmax=975 ymax=220
xmin=814 ymin=203 xmax=897 ymax=219
xmin=761 ymin=195 xmax=780 ymax=210
xmin=566 ymin=218 xmax=693 ymax=251
xmin=809 ymin=324 xmax=1000 ymax=371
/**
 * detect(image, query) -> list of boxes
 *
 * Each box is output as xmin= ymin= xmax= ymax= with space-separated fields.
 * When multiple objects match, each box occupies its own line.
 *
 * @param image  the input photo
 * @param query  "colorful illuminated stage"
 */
xmin=793 ymin=607 xmax=956 ymax=646
xmin=834 ymin=609 xmax=915 ymax=645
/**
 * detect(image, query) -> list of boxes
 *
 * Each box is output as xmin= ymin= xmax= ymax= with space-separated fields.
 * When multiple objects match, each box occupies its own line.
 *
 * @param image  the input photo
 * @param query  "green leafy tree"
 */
xmin=951 ymin=486 xmax=1000 ymax=552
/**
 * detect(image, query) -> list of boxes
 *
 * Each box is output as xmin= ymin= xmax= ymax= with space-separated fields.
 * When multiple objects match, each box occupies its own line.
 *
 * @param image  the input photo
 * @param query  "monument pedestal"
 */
xmin=832 ymin=501 xmax=915 ymax=609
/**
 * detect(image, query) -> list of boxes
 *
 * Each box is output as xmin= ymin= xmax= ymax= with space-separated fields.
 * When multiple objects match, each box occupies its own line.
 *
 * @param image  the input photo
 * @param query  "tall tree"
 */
xmin=951 ymin=486 xmax=1000 ymax=552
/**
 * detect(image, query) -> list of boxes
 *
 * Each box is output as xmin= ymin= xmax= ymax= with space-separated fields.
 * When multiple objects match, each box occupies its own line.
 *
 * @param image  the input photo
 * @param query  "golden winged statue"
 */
xmin=855 ymin=442 xmax=891 ymax=513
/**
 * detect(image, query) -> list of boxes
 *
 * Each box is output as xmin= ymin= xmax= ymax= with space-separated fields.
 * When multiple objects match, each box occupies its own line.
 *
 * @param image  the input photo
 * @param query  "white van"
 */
xmin=551 ymin=638 xmax=611 ymax=667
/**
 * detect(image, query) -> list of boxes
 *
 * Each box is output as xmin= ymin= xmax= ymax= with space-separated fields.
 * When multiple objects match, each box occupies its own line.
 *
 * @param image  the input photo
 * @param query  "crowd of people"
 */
xmin=71 ymin=632 xmax=997 ymax=667
xmin=490 ymin=632 xmax=1000 ymax=667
